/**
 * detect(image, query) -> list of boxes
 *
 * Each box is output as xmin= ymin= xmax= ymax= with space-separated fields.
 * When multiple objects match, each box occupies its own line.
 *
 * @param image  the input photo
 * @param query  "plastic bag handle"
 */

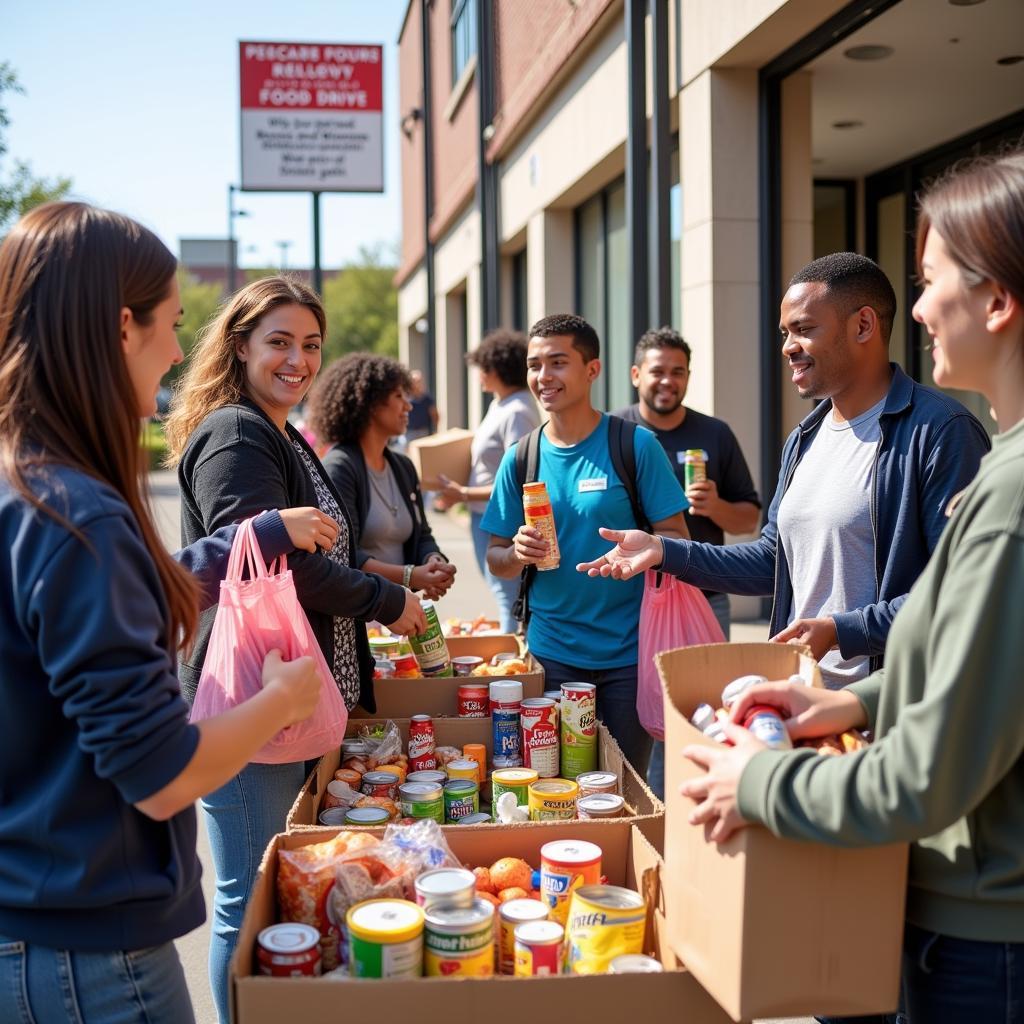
xmin=225 ymin=516 xmax=288 ymax=583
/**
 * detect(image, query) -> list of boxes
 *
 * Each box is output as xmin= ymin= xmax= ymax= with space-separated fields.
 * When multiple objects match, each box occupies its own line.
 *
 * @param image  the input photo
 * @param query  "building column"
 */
xmin=526 ymin=209 xmax=574 ymax=327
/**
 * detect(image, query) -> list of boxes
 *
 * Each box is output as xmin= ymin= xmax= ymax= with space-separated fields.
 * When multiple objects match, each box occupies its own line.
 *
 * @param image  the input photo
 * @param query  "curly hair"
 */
xmin=634 ymin=326 xmax=692 ymax=367
xmin=466 ymin=328 xmax=528 ymax=387
xmin=307 ymin=352 xmax=412 ymax=446
xmin=529 ymin=313 xmax=600 ymax=362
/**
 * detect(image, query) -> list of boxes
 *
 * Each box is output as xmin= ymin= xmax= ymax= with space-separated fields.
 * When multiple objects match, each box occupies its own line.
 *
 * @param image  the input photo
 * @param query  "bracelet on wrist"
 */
xmin=402 ymin=564 xmax=414 ymax=588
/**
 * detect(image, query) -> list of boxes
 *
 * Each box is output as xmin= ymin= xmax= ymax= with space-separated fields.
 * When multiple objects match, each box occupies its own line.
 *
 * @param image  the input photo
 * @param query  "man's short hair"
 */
xmin=529 ymin=313 xmax=600 ymax=363
xmin=633 ymin=326 xmax=692 ymax=367
xmin=788 ymin=252 xmax=898 ymax=343
xmin=466 ymin=328 xmax=528 ymax=388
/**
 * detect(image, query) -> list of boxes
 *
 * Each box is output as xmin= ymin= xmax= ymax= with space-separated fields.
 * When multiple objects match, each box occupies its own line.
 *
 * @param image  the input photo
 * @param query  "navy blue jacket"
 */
xmin=661 ymin=366 xmax=991 ymax=668
xmin=0 ymin=465 xmax=289 ymax=951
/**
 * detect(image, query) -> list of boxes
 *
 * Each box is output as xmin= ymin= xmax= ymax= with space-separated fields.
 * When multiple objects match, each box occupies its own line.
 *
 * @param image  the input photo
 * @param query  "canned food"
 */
xmin=398 ymin=781 xmax=444 ymax=823
xmin=317 ymin=806 xmax=350 ymax=826
xmin=683 ymin=448 xmax=708 ymax=489
xmin=721 ymin=674 xmax=767 ymax=709
xmin=347 ymin=899 xmax=424 ymax=979
xmin=564 ymin=885 xmax=646 ymax=975
xmin=458 ymin=682 xmax=490 ymax=718
xmin=462 ymin=743 xmax=488 ymax=784
xmin=577 ymin=793 xmax=625 ymax=819
xmin=491 ymin=680 xmax=523 ymax=768
xmin=408 ymin=599 xmax=454 ymax=677
xmin=560 ymin=682 xmax=597 ymax=779
xmin=499 ymin=899 xmax=550 ymax=974
xmin=373 ymin=657 xmax=395 ymax=679
xmin=344 ymin=806 xmax=392 ymax=826
xmin=514 ymin=919 xmax=564 ymax=976
xmin=490 ymin=767 xmax=538 ymax=820
xmin=742 ymin=705 xmax=793 ymax=750
xmin=443 ymin=779 xmax=480 ymax=823
xmin=457 ymin=812 xmax=492 ymax=825
xmin=576 ymin=771 xmax=619 ymax=797
xmin=257 ymin=923 xmax=322 ymax=977
xmin=520 ymin=697 xmax=559 ymax=778
xmin=360 ymin=771 xmax=399 ymax=800
xmin=406 ymin=770 xmax=447 ymax=786
xmin=368 ymin=636 xmax=401 ymax=660
xmin=415 ymin=867 xmax=476 ymax=909
xmin=333 ymin=768 xmax=362 ymax=788
xmin=540 ymin=839 xmax=602 ymax=924
xmin=528 ymin=779 xmax=578 ymax=822
xmin=452 ymin=656 xmax=485 ymax=676
xmin=370 ymin=763 xmax=406 ymax=785
xmin=689 ymin=702 xmax=718 ymax=732
xmin=322 ymin=778 xmax=358 ymax=810
xmin=408 ymin=714 xmax=437 ymax=772
xmin=424 ymin=899 xmax=495 ymax=977
xmin=543 ymin=689 xmax=562 ymax=702
xmin=608 ymin=954 xmax=664 ymax=973
xmin=392 ymin=652 xmax=421 ymax=678
xmin=522 ymin=481 xmax=560 ymax=571
xmin=446 ymin=758 xmax=480 ymax=782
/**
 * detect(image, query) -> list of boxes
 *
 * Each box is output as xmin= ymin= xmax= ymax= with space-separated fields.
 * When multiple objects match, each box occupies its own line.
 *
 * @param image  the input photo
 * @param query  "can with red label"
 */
xmin=520 ymin=697 xmax=560 ymax=778
xmin=458 ymin=683 xmax=489 ymax=718
xmin=257 ymin=923 xmax=322 ymax=977
xmin=408 ymin=714 xmax=438 ymax=771
xmin=360 ymin=771 xmax=399 ymax=800
xmin=514 ymin=920 xmax=564 ymax=976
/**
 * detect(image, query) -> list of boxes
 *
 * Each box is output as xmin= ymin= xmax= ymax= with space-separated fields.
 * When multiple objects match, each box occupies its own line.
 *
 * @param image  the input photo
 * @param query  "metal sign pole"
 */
xmin=312 ymin=191 xmax=323 ymax=294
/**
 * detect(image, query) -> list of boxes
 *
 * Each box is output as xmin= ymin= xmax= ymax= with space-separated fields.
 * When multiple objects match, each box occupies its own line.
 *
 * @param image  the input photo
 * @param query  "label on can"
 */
xmin=458 ymin=683 xmax=489 ymax=718
xmin=347 ymin=901 xmax=424 ymax=979
xmin=683 ymin=449 xmax=707 ymax=489
xmin=399 ymin=782 xmax=444 ymax=823
xmin=523 ymin=482 xmax=561 ymax=571
xmin=540 ymin=839 xmax=602 ymax=924
xmin=491 ymin=767 xmax=538 ymax=820
xmin=520 ymin=697 xmax=559 ymax=778
xmin=564 ymin=885 xmax=646 ymax=975
xmin=560 ymin=683 xmax=597 ymax=779
xmin=492 ymin=705 xmax=523 ymax=768
xmin=528 ymin=779 xmax=578 ymax=822
xmin=257 ymin=924 xmax=323 ymax=978
xmin=576 ymin=771 xmax=619 ymax=797
xmin=513 ymin=920 xmax=564 ymax=976
xmin=424 ymin=902 xmax=495 ymax=978
xmin=743 ymin=705 xmax=793 ymax=750
xmin=408 ymin=602 xmax=454 ymax=677
xmin=408 ymin=715 xmax=437 ymax=772
xmin=360 ymin=772 xmax=398 ymax=800
xmin=498 ymin=899 xmax=549 ymax=975
xmin=443 ymin=780 xmax=479 ymax=823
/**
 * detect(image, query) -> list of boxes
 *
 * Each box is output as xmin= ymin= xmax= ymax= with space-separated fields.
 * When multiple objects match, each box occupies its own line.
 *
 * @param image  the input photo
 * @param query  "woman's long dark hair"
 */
xmin=0 ymin=201 xmax=199 ymax=645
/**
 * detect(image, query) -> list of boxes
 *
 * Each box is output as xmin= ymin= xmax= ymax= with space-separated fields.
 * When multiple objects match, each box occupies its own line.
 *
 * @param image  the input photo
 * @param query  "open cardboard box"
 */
xmin=406 ymin=427 xmax=473 ymax=489
xmin=230 ymin=820 xmax=733 ymax=1024
xmin=353 ymin=635 xmax=545 ymax=719
xmin=657 ymin=642 xmax=908 ymax=1021
xmin=287 ymin=720 xmax=664 ymax=846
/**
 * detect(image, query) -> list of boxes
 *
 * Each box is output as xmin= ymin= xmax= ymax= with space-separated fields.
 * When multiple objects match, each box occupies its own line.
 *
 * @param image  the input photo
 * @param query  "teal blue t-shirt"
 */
xmin=480 ymin=414 xmax=688 ymax=668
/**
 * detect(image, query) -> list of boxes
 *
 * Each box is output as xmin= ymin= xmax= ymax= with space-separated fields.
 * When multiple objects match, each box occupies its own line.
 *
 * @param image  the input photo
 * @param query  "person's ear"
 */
xmin=852 ymin=305 xmax=879 ymax=345
xmin=985 ymin=281 xmax=1018 ymax=337
xmin=588 ymin=358 xmax=602 ymax=381
xmin=121 ymin=307 xmax=138 ymax=355
xmin=235 ymin=340 xmax=248 ymax=363
xmin=630 ymin=364 xmax=641 ymax=387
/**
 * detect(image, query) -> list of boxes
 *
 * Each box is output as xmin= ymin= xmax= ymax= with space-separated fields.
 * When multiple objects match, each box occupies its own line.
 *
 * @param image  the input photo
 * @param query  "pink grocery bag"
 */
xmin=637 ymin=571 xmax=725 ymax=740
xmin=190 ymin=517 xmax=347 ymax=763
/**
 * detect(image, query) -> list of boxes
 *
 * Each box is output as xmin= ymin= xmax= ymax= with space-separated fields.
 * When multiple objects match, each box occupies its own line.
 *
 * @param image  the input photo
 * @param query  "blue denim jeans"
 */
xmin=536 ymin=656 xmax=652 ymax=775
xmin=201 ymin=760 xmax=306 ymax=1024
xmin=470 ymin=511 xmax=520 ymax=634
xmin=0 ymin=936 xmax=194 ymax=1023
xmin=646 ymin=591 xmax=731 ymax=800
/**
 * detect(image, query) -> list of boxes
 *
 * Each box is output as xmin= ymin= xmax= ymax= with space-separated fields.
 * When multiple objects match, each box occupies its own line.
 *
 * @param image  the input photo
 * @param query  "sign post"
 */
xmin=238 ymin=41 xmax=384 ymax=290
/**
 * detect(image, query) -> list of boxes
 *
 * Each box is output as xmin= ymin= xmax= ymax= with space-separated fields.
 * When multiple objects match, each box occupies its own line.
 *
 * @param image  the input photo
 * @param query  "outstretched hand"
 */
xmin=575 ymin=527 xmax=665 ymax=579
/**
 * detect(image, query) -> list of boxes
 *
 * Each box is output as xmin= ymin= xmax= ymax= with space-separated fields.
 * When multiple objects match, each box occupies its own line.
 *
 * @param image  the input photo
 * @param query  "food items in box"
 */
xmin=444 ymin=756 xmax=477 ymax=780
xmin=392 ymin=651 xmax=421 ymax=677
xmin=528 ymin=779 xmax=578 ymax=822
xmin=399 ymin=781 xmax=444 ymax=823
xmin=443 ymin=779 xmax=479 ymax=823
xmin=576 ymin=771 xmax=618 ymax=797
xmin=499 ymin=899 xmax=549 ymax=974
xmin=471 ymin=657 xmax=530 ymax=677
xmin=354 ymin=795 xmax=399 ymax=820
xmin=423 ymin=899 xmax=495 ymax=977
xmin=442 ymin=615 xmax=501 ymax=636
xmin=577 ymin=794 xmax=625 ymax=819
xmin=560 ymin=682 xmax=597 ymax=779
xmin=742 ymin=705 xmax=793 ymax=750
xmin=452 ymin=655 xmax=485 ymax=675
xmin=540 ymin=840 xmax=602 ymax=925
xmin=489 ymin=857 xmax=533 ymax=893
xmin=514 ymin=920 xmax=564 ymax=976
xmin=521 ymin=697 xmax=559 ymax=778
xmin=458 ymin=682 xmax=490 ymax=718
xmin=347 ymin=899 xmax=424 ymax=979
xmin=333 ymin=768 xmax=363 ymax=788
xmin=414 ymin=867 xmax=477 ymax=910
xmin=257 ymin=923 xmax=322 ymax=977
xmin=408 ymin=599 xmax=453 ymax=677
xmin=344 ymin=806 xmax=391 ymax=827
xmin=321 ymin=779 xmax=361 ymax=812
xmin=408 ymin=714 xmax=437 ymax=772
xmin=564 ymin=885 xmax=646 ymax=975
xmin=494 ymin=791 xmax=530 ymax=823
xmin=491 ymin=767 xmax=537 ymax=819
xmin=491 ymin=680 xmax=523 ymax=768
xmin=608 ymin=954 xmax=664 ymax=973
xmin=458 ymin=812 xmax=492 ymax=824
xmin=406 ymin=770 xmax=446 ymax=786
xmin=462 ymin=743 xmax=487 ymax=783
xmin=360 ymin=771 xmax=400 ymax=799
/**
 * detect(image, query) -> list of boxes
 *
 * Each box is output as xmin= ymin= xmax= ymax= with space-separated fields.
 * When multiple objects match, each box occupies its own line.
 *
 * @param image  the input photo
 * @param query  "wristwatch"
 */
xmin=403 ymin=564 xmax=415 ymax=589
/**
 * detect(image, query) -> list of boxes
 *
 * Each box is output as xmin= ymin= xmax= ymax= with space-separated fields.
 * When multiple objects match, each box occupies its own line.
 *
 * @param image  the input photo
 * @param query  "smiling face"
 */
xmin=235 ymin=303 xmax=323 ymax=428
xmin=526 ymin=334 xmax=600 ymax=414
xmin=369 ymin=385 xmax=412 ymax=439
xmin=122 ymin=275 xmax=183 ymax=418
xmin=778 ymin=282 xmax=861 ymax=400
xmin=631 ymin=346 xmax=690 ymax=414
xmin=912 ymin=228 xmax=995 ymax=394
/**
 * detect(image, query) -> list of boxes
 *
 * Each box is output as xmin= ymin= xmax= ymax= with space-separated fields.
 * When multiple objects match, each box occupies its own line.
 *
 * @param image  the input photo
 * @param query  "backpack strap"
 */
xmin=511 ymin=425 xmax=545 ymax=632
xmin=608 ymin=415 xmax=652 ymax=532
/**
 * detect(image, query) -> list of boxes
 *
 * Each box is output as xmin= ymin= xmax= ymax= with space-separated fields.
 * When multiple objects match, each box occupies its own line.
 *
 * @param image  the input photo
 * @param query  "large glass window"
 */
xmin=511 ymin=248 xmax=528 ymax=332
xmin=450 ymin=0 xmax=477 ymax=85
xmin=577 ymin=192 xmax=608 ymax=408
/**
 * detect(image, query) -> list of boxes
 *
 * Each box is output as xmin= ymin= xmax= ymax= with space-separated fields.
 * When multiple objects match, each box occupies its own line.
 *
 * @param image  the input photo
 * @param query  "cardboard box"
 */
xmin=230 ymin=821 xmax=733 ymax=1024
xmin=407 ymin=427 xmax=473 ymax=489
xmin=657 ymin=642 xmax=908 ymax=1021
xmin=287 ymin=720 xmax=664 ymax=840
xmin=353 ymin=635 xmax=545 ymax=719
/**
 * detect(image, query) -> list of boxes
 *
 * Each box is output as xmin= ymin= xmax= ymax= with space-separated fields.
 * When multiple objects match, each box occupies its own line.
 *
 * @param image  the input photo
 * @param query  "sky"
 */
xmin=4 ymin=0 xmax=407 ymax=269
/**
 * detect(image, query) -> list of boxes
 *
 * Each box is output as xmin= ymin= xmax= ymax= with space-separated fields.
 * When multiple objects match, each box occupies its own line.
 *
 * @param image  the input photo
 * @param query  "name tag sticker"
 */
xmin=578 ymin=477 xmax=608 ymax=493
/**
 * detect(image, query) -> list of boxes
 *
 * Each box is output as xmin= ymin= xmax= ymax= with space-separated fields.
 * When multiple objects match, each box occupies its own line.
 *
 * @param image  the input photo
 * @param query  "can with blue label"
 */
xmin=490 ymin=679 xmax=523 ymax=768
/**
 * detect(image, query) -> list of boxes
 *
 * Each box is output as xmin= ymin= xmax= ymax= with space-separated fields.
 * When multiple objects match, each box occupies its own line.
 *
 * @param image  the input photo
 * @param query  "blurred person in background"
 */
xmin=404 ymin=367 xmax=438 ymax=443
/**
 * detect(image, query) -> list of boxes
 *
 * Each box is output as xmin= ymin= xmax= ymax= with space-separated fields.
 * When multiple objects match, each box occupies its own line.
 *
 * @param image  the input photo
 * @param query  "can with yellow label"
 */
xmin=528 ymin=779 xmax=578 ymax=822
xmin=563 ymin=885 xmax=646 ymax=975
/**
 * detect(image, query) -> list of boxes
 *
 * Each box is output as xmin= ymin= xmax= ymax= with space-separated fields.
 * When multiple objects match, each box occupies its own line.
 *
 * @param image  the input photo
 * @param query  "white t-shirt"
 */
xmin=467 ymin=389 xmax=540 ymax=513
xmin=778 ymin=397 xmax=885 ymax=689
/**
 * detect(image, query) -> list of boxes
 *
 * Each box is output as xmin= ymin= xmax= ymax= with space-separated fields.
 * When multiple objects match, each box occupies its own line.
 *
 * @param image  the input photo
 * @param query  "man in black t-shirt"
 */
xmin=615 ymin=326 xmax=761 ymax=796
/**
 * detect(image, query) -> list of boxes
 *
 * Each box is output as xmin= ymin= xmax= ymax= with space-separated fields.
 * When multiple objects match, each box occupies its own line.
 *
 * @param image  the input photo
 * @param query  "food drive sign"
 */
xmin=239 ymin=41 xmax=384 ymax=192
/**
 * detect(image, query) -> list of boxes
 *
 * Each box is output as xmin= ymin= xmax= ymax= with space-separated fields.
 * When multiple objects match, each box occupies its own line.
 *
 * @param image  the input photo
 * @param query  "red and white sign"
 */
xmin=239 ymin=41 xmax=384 ymax=192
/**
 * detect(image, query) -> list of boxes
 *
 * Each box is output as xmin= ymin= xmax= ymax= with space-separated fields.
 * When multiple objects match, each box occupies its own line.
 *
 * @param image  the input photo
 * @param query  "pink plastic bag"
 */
xmin=189 ymin=517 xmax=347 ymax=763
xmin=637 ymin=571 xmax=726 ymax=740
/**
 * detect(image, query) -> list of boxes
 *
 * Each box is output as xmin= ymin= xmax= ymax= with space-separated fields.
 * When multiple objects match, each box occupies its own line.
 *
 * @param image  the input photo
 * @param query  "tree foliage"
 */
xmin=0 ymin=63 xmax=72 ymax=234
xmin=321 ymin=244 xmax=399 ymax=363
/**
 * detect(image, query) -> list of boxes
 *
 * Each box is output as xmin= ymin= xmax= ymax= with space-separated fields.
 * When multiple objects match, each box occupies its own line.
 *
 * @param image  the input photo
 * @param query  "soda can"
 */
xmin=499 ymin=899 xmax=549 ymax=974
xmin=490 ymin=680 xmax=523 ymax=768
xmin=564 ymin=885 xmax=646 ymax=975
xmin=559 ymin=682 xmax=597 ymax=779
xmin=522 ymin=481 xmax=560 ymax=571
xmin=520 ymin=697 xmax=559 ymax=778
xmin=392 ymin=651 xmax=421 ymax=678
xmin=683 ymin=449 xmax=708 ymax=489
xmin=408 ymin=599 xmax=454 ymax=677
xmin=408 ymin=714 xmax=437 ymax=772
xmin=514 ymin=920 xmax=564 ymax=976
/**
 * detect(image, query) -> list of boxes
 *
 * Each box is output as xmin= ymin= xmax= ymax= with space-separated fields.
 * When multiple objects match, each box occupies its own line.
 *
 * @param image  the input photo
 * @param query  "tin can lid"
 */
xmin=530 ymin=779 xmax=578 ymax=798
xmin=411 ymin=713 xmax=433 ymax=723
xmin=491 ymin=767 xmax=538 ymax=784
xmin=258 ymin=922 xmax=320 ymax=954
xmin=318 ymin=807 xmax=350 ymax=826
xmin=576 ymin=771 xmax=618 ymax=788
xmin=347 ymin=899 xmax=424 ymax=943
xmin=721 ymin=674 xmax=767 ymax=708
xmin=406 ymin=770 xmax=446 ymax=784
xmin=424 ymin=898 xmax=494 ymax=932
xmin=344 ymin=806 xmax=391 ymax=825
xmin=578 ymin=793 xmax=625 ymax=813
xmin=489 ymin=679 xmax=523 ymax=701
xmin=541 ymin=838 xmax=602 ymax=864
xmin=514 ymin=920 xmax=564 ymax=946
xmin=452 ymin=656 xmax=484 ymax=666
xmin=520 ymin=697 xmax=555 ymax=709
xmin=399 ymin=781 xmax=443 ymax=799
xmin=447 ymin=758 xmax=478 ymax=772
xmin=609 ymin=954 xmax=664 ymax=973
xmin=368 ymin=636 xmax=399 ymax=651
xmin=456 ymin=812 xmax=492 ymax=824
xmin=444 ymin=778 xmax=478 ymax=795
xmin=362 ymin=771 xmax=398 ymax=785
xmin=573 ymin=885 xmax=645 ymax=910
xmin=415 ymin=867 xmax=476 ymax=898
xmin=499 ymin=898 xmax=550 ymax=924
xmin=559 ymin=681 xmax=596 ymax=694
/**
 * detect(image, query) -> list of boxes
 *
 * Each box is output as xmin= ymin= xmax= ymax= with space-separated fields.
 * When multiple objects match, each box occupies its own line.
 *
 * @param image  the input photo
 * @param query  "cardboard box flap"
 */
xmin=406 ymin=428 xmax=473 ymax=488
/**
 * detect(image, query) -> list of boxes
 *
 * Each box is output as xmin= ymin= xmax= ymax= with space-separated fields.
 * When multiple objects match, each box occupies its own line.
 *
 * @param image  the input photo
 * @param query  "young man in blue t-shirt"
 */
xmin=482 ymin=314 xmax=689 ymax=773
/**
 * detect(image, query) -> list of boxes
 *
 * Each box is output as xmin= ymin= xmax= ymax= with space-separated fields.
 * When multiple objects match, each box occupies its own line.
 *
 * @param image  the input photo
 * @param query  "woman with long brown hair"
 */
xmin=165 ymin=276 xmax=426 ymax=1022
xmin=0 ymin=203 xmax=332 ymax=1022
xmin=585 ymin=152 xmax=1024 ymax=1021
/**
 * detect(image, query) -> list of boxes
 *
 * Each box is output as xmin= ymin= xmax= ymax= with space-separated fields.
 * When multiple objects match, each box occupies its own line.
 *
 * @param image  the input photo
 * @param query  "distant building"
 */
xmin=178 ymin=238 xmax=344 ymax=292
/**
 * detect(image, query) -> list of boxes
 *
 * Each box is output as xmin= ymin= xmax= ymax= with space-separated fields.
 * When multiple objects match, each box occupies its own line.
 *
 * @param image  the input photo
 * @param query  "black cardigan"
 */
xmin=320 ymin=443 xmax=445 ymax=572
xmin=177 ymin=399 xmax=407 ymax=713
